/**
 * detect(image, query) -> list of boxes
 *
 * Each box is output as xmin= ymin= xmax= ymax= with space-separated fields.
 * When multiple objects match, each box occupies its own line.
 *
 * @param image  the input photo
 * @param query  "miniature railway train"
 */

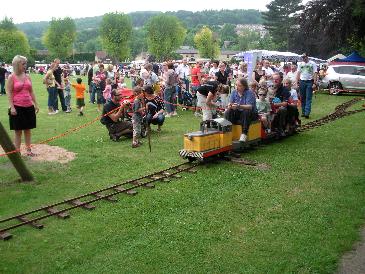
xmin=179 ymin=118 xmax=295 ymax=161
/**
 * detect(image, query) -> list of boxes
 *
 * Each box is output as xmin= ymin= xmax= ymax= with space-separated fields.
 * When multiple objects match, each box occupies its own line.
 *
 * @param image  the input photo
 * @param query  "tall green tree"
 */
xmin=100 ymin=12 xmax=132 ymax=62
xmin=295 ymin=0 xmax=365 ymax=57
xmin=42 ymin=17 xmax=76 ymax=59
xmin=146 ymin=15 xmax=186 ymax=61
xmin=0 ymin=18 xmax=30 ymax=63
xmin=194 ymin=26 xmax=220 ymax=59
xmin=262 ymin=0 xmax=302 ymax=51
xmin=0 ymin=17 xmax=17 ymax=31
xmin=130 ymin=28 xmax=148 ymax=58
xmin=220 ymin=23 xmax=238 ymax=48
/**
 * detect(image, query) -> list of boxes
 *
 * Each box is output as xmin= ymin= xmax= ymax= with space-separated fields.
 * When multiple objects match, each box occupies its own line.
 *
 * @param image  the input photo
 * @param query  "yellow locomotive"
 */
xmin=179 ymin=118 xmax=262 ymax=161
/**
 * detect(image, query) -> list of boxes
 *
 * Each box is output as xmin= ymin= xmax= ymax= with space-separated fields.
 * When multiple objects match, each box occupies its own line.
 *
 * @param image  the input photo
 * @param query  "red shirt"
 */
xmin=191 ymin=67 xmax=201 ymax=87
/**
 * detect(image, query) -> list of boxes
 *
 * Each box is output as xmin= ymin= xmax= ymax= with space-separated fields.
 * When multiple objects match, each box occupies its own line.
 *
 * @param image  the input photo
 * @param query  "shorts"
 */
xmin=76 ymin=98 xmax=85 ymax=107
xmin=9 ymin=105 xmax=36 ymax=130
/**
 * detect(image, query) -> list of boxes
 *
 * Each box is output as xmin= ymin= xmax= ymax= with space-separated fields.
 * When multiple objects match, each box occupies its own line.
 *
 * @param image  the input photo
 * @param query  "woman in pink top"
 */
xmin=7 ymin=55 xmax=39 ymax=157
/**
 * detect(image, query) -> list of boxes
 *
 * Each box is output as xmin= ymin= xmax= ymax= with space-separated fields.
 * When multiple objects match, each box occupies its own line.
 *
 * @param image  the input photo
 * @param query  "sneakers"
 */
xmin=132 ymin=142 xmax=141 ymax=148
xmin=165 ymin=113 xmax=172 ymax=118
xmin=54 ymin=110 xmax=59 ymax=114
xmin=172 ymin=111 xmax=178 ymax=116
xmin=48 ymin=111 xmax=56 ymax=115
xmin=65 ymin=109 xmax=72 ymax=113
xmin=78 ymin=111 xmax=84 ymax=116
xmin=239 ymin=133 xmax=247 ymax=142
xmin=265 ymin=128 xmax=271 ymax=134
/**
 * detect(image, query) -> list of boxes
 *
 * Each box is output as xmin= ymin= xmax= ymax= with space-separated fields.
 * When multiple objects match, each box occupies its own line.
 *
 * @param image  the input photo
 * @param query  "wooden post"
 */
xmin=0 ymin=122 xmax=34 ymax=182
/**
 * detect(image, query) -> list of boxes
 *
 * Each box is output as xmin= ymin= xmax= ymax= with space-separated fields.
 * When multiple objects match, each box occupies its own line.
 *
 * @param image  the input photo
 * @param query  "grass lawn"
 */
xmin=0 ymin=74 xmax=364 ymax=273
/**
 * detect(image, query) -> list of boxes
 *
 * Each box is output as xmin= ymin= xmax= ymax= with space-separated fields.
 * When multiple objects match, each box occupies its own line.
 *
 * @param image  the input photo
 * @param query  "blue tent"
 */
xmin=336 ymin=51 xmax=365 ymax=63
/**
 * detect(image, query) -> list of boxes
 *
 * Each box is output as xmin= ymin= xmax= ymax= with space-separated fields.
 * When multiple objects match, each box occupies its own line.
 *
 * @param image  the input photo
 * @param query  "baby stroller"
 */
xmin=182 ymin=90 xmax=193 ymax=109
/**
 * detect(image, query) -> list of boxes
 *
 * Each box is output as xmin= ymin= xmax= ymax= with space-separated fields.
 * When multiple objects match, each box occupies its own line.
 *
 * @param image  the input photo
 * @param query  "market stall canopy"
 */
xmin=331 ymin=51 xmax=365 ymax=65
xmin=327 ymin=54 xmax=346 ymax=63
xmin=235 ymin=50 xmax=325 ymax=63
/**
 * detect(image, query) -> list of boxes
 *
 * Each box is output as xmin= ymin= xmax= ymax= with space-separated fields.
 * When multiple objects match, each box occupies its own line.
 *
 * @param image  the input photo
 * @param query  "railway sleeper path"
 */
xmin=0 ymin=162 xmax=199 ymax=240
xmin=1 ymin=98 xmax=364 ymax=241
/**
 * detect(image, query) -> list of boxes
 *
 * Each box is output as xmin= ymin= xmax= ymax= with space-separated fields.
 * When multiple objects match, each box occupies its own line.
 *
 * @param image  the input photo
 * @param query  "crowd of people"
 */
xmin=2 ymin=53 xmax=319 ymax=152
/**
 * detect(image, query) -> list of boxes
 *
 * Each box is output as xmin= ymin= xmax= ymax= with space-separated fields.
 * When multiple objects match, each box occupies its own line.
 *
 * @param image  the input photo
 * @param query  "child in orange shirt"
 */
xmin=72 ymin=78 xmax=86 ymax=116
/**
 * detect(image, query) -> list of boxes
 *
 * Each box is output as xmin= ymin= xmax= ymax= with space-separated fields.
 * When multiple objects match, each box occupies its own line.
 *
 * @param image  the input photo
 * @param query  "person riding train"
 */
xmin=224 ymin=78 xmax=258 ymax=142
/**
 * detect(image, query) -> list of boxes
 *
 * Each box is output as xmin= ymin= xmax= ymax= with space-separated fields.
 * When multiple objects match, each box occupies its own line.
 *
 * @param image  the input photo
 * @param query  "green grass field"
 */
xmin=0 ymin=74 xmax=364 ymax=273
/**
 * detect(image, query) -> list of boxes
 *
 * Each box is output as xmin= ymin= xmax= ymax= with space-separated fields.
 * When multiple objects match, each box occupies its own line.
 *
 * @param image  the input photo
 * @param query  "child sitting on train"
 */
xmin=256 ymin=88 xmax=272 ymax=133
xmin=283 ymin=78 xmax=300 ymax=126
xmin=283 ymin=78 xmax=298 ymax=106
xmin=249 ymin=81 xmax=259 ymax=98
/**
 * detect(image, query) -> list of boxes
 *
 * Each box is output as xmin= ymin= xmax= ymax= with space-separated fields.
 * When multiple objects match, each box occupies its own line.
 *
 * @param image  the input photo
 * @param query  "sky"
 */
xmin=1 ymin=0 xmax=273 ymax=24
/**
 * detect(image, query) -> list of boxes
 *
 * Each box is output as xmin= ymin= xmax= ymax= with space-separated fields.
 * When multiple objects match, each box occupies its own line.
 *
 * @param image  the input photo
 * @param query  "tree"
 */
xmin=262 ymin=0 xmax=302 ymax=51
xmin=100 ymin=12 xmax=132 ymax=62
xmin=0 ymin=17 xmax=17 ymax=31
xmin=220 ymin=23 xmax=238 ymax=48
xmin=0 ymin=18 xmax=30 ymax=63
xmin=146 ymin=15 xmax=186 ymax=61
xmin=42 ymin=17 xmax=76 ymax=59
xmin=194 ymin=26 xmax=220 ymax=59
xmin=295 ymin=0 xmax=365 ymax=57
xmin=130 ymin=28 xmax=148 ymax=58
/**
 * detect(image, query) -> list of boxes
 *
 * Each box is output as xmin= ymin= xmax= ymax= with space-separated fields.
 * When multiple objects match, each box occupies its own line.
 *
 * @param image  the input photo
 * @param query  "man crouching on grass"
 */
xmin=100 ymin=89 xmax=133 ymax=141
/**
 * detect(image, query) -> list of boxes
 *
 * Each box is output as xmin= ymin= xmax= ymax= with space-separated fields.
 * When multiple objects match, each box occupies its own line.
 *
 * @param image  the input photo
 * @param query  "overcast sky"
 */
xmin=2 ymin=0 xmax=273 ymax=24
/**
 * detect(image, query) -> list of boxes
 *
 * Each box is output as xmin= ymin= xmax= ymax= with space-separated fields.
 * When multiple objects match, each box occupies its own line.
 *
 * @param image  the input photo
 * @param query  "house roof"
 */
xmin=95 ymin=51 xmax=107 ymax=59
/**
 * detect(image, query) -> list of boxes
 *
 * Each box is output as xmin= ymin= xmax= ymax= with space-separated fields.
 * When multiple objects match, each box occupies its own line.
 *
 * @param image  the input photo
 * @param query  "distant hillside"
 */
xmin=16 ymin=9 xmax=263 ymax=54
xmin=17 ymin=9 xmax=262 ymax=39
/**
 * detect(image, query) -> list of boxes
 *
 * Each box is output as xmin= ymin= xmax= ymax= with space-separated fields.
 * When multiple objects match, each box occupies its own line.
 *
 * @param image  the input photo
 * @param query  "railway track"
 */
xmin=1 ymin=98 xmax=363 ymax=241
xmin=298 ymin=97 xmax=365 ymax=132
xmin=0 ymin=162 xmax=199 ymax=240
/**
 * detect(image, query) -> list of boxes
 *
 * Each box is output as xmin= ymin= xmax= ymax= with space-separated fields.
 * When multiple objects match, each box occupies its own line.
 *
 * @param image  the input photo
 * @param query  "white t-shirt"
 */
xmin=287 ymin=70 xmax=299 ymax=83
xmin=298 ymin=61 xmax=317 ymax=81
xmin=209 ymin=67 xmax=219 ymax=78
xmin=176 ymin=64 xmax=191 ymax=79
xmin=263 ymin=66 xmax=274 ymax=78
xmin=290 ymin=88 xmax=298 ymax=101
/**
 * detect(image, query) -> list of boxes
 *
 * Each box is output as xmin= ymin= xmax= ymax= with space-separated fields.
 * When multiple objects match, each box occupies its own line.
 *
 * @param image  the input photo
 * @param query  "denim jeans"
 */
xmin=47 ymin=86 xmax=57 ymax=110
xmin=90 ymin=82 xmax=96 ymax=103
xmin=64 ymin=94 xmax=71 ymax=109
xmin=299 ymin=80 xmax=313 ymax=116
xmin=56 ymin=88 xmax=67 ymax=111
xmin=0 ymin=79 xmax=5 ymax=94
xmin=147 ymin=113 xmax=165 ymax=126
xmin=164 ymin=86 xmax=176 ymax=113
xmin=224 ymin=109 xmax=258 ymax=134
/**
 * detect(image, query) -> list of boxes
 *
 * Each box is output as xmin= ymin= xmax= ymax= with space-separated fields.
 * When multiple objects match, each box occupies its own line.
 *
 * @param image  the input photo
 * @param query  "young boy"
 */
xmin=64 ymin=77 xmax=72 ymax=113
xmin=132 ymin=87 xmax=144 ymax=148
xmin=72 ymin=78 xmax=86 ymax=116
xmin=256 ymin=88 xmax=272 ymax=133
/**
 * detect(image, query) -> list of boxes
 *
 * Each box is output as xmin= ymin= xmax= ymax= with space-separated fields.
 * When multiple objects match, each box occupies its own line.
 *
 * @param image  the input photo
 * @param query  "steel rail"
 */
xmin=0 ymin=162 xmax=199 ymax=238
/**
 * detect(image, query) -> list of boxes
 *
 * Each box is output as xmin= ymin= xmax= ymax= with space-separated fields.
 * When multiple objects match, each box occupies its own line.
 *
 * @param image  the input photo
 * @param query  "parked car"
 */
xmin=321 ymin=64 xmax=365 ymax=95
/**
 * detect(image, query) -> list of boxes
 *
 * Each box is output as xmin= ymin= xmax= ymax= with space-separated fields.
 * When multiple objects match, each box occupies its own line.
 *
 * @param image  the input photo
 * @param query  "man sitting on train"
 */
xmin=270 ymin=73 xmax=292 ymax=136
xmin=224 ymin=78 xmax=258 ymax=142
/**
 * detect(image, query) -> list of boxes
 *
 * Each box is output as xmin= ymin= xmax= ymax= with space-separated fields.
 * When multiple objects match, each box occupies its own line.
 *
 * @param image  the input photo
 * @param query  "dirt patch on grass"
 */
xmin=0 ymin=144 xmax=76 ymax=164
xmin=337 ymin=227 xmax=365 ymax=273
